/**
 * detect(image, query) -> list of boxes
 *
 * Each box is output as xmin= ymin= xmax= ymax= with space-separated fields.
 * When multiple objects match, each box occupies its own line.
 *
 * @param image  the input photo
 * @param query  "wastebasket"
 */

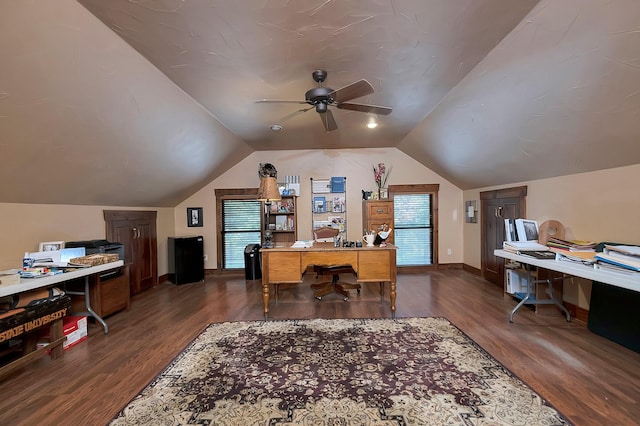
xmin=244 ymin=243 xmax=262 ymax=280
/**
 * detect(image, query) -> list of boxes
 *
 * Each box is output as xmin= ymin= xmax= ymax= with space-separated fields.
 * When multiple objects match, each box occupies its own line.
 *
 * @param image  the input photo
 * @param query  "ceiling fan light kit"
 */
xmin=257 ymin=69 xmax=392 ymax=132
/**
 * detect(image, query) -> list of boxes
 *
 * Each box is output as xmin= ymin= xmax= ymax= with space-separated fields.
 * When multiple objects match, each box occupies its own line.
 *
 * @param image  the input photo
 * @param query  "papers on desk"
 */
xmin=595 ymin=245 xmax=640 ymax=272
xmin=32 ymin=261 xmax=89 ymax=269
xmin=0 ymin=269 xmax=21 ymax=285
xmin=503 ymin=241 xmax=549 ymax=253
xmin=291 ymin=240 xmax=314 ymax=248
xmin=550 ymin=248 xmax=596 ymax=265
xmin=517 ymin=250 xmax=556 ymax=260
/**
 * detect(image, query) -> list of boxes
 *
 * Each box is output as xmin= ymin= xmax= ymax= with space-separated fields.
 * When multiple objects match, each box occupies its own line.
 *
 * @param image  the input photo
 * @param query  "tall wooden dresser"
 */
xmin=362 ymin=200 xmax=394 ymax=244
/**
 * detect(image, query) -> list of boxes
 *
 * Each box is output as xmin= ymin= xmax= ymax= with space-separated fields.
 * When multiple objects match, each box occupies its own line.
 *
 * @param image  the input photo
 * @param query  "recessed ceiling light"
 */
xmin=270 ymin=124 xmax=283 ymax=131
xmin=366 ymin=121 xmax=378 ymax=129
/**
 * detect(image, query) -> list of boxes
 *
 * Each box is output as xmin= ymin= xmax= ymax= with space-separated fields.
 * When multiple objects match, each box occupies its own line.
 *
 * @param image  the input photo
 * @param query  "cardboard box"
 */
xmin=39 ymin=316 xmax=88 ymax=351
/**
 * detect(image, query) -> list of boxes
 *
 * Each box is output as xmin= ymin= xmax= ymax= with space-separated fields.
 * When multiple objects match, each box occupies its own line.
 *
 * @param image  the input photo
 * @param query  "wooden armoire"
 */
xmin=104 ymin=210 xmax=158 ymax=295
xmin=480 ymin=186 xmax=526 ymax=287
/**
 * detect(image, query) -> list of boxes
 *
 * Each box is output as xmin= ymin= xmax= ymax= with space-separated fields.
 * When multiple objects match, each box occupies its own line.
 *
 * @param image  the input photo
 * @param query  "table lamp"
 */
xmin=257 ymin=163 xmax=281 ymax=248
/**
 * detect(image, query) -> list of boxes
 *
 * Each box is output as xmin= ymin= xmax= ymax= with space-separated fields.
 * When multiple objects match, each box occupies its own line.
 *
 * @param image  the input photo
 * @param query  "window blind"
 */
xmin=393 ymin=194 xmax=433 ymax=266
xmin=222 ymin=199 xmax=262 ymax=269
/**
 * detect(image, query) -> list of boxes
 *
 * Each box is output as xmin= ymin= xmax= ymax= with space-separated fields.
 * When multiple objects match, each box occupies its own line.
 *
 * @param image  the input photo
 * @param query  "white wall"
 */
xmin=463 ymin=164 xmax=640 ymax=308
xmin=0 ymin=204 xmax=174 ymax=273
xmin=175 ymin=148 xmax=464 ymax=269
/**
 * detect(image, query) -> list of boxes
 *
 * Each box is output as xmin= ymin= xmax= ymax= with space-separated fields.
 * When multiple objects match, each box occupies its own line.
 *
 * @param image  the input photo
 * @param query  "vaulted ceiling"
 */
xmin=1 ymin=1 xmax=639 ymax=206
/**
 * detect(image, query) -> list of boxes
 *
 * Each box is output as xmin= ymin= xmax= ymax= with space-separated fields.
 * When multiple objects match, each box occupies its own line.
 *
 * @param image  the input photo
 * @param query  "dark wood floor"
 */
xmin=1 ymin=269 xmax=639 ymax=425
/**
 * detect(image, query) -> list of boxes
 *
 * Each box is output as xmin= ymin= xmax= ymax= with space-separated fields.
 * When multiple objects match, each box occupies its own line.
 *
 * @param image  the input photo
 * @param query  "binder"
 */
xmin=330 ymin=176 xmax=345 ymax=193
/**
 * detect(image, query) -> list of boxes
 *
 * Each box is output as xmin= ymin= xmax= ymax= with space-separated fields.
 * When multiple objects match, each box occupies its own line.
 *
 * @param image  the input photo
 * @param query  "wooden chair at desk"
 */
xmin=310 ymin=227 xmax=361 ymax=301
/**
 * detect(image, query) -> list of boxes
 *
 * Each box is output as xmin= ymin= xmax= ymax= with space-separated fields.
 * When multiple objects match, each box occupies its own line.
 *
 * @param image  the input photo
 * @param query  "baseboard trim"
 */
xmin=462 ymin=264 xmax=481 ymax=275
xmin=563 ymin=301 xmax=589 ymax=323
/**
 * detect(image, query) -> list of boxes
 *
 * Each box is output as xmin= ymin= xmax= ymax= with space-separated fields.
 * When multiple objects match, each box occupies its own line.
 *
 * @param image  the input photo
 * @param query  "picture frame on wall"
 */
xmin=187 ymin=207 xmax=203 ymax=227
xmin=39 ymin=241 xmax=65 ymax=252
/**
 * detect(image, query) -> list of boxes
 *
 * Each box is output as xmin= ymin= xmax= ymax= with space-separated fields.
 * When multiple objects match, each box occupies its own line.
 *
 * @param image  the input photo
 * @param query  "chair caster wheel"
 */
xmin=357 ymin=289 xmax=361 ymax=294
xmin=343 ymin=297 xmax=349 ymax=301
xmin=316 ymin=296 xmax=322 ymax=300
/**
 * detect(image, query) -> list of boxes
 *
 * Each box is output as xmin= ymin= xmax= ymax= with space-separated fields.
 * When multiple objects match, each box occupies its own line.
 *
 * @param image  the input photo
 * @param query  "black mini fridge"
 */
xmin=168 ymin=236 xmax=204 ymax=285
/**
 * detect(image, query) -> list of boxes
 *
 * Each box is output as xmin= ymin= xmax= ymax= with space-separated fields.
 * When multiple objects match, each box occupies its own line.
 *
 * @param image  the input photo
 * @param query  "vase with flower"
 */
xmin=372 ymin=162 xmax=390 ymax=199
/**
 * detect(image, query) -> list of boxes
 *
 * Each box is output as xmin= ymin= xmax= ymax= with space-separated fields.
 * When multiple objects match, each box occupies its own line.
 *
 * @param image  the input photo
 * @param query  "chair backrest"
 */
xmin=313 ymin=226 xmax=339 ymax=242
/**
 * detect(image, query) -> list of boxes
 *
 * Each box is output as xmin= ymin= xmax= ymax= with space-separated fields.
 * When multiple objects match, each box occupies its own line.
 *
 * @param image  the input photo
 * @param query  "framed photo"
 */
xmin=515 ymin=219 xmax=539 ymax=242
xmin=39 ymin=241 xmax=65 ymax=252
xmin=187 ymin=207 xmax=203 ymax=227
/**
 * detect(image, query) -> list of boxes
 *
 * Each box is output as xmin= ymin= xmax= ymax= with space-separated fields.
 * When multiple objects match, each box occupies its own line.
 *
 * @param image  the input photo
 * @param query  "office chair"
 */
xmin=310 ymin=227 xmax=361 ymax=301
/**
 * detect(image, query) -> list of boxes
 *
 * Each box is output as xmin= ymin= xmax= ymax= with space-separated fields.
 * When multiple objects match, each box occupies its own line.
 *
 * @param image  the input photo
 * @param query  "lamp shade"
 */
xmin=257 ymin=177 xmax=281 ymax=202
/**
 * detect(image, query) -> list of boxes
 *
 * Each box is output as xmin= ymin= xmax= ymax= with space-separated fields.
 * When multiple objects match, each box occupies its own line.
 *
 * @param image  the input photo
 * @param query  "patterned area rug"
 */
xmin=111 ymin=317 xmax=570 ymax=425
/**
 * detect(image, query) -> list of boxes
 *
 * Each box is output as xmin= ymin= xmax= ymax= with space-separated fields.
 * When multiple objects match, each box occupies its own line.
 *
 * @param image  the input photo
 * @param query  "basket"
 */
xmin=69 ymin=253 xmax=119 ymax=266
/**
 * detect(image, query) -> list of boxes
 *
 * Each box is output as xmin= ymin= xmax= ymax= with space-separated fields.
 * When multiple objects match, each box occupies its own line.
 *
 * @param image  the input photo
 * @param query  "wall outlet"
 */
xmin=447 ymin=248 xmax=452 ymax=255
xmin=203 ymin=254 xmax=208 ymax=261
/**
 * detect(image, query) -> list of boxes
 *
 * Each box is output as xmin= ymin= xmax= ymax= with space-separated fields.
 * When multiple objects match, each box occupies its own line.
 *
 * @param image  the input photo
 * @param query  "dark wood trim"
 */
xmin=388 ymin=184 xmax=440 ymax=269
xmin=214 ymin=188 xmax=259 ymax=271
xmin=564 ymin=301 xmax=589 ymax=323
xmin=103 ymin=210 xmax=158 ymax=221
xmin=438 ymin=263 xmax=463 ymax=270
xmin=463 ymin=263 xmax=482 ymax=275
xmin=389 ymin=184 xmax=440 ymax=194
xmin=214 ymin=188 xmax=258 ymax=198
xmin=398 ymin=265 xmax=437 ymax=274
xmin=479 ymin=185 xmax=527 ymax=200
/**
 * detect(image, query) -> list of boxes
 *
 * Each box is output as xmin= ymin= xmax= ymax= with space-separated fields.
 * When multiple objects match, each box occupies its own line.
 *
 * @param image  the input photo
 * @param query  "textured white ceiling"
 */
xmin=1 ymin=0 xmax=639 ymax=206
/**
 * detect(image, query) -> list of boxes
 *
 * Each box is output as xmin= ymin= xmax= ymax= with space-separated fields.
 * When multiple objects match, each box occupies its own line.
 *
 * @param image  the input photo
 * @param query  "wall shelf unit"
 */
xmin=266 ymin=195 xmax=297 ymax=244
xmin=310 ymin=177 xmax=347 ymax=235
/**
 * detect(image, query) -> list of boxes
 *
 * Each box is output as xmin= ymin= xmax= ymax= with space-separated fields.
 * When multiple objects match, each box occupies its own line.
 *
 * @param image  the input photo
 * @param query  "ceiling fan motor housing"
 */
xmin=305 ymin=87 xmax=333 ymax=113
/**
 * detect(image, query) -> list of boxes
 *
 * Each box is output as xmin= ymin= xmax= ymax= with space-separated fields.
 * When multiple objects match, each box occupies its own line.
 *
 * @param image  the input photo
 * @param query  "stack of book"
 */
xmin=502 ymin=241 xmax=555 ymax=259
xmin=547 ymin=237 xmax=597 ymax=252
xmin=595 ymin=245 xmax=640 ymax=273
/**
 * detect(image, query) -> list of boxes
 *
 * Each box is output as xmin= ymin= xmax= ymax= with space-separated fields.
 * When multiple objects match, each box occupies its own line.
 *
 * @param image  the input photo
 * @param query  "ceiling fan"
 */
xmin=256 ymin=69 xmax=392 ymax=132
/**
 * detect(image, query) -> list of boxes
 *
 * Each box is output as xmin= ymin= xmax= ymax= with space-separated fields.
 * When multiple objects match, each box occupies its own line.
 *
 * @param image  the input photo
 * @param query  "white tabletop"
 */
xmin=0 ymin=260 xmax=125 ymax=298
xmin=494 ymin=250 xmax=639 ymax=293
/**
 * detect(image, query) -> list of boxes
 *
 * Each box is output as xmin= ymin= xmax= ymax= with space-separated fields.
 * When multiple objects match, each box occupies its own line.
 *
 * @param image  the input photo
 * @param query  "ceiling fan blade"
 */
xmin=329 ymin=79 xmax=374 ymax=103
xmin=320 ymin=109 xmax=338 ymax=132
xmin=255 ymin=99 xmax=310 ymax=105
xmin=336 ymin=102 xmax=392 ymax=115
xmin=279 ymin=106 xmax=314 ymax=123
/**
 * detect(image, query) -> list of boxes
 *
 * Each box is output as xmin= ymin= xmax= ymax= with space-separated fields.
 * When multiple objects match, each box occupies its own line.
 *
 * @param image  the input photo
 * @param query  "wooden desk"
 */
xmin=0 ymin=261 xmax=125 ymax=334
xmin=261 ymin=243 xmax=397 ymax=319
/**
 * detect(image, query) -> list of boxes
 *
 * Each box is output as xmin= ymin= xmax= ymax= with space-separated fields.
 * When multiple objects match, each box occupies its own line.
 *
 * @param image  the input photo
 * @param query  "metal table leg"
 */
xmin=65 ymin=276 xmax=109 ymax=334
xmin=510 ymin=264 xmax=571 ymax=323
xmin=84 ymin=276 xmax=109 ymax=334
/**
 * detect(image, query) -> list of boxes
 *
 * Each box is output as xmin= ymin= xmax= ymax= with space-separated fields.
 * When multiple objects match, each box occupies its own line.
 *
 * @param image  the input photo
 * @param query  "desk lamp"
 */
xmin=257 ymin=163 xmax=281 ymax=248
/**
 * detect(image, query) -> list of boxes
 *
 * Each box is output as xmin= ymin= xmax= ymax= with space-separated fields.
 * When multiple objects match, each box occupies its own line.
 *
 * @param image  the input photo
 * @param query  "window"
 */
xmin=216 ymin=189 xmax=262 ymax=270
xmin=390 ymin=184 xmax=439 ymax=268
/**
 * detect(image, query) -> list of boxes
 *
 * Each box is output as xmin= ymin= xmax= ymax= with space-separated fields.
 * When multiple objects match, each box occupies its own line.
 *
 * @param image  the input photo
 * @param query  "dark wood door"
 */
xmin=135 ymin=219 xmax=156 ymax=292
xmin=480 ymin=187 xmax=527 ymax=287
xmin=104 ymin=210 xmax=157 ymax=296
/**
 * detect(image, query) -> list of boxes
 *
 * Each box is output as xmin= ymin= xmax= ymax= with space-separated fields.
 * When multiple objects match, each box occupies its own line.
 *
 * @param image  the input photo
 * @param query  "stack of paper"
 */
xmin=291 ymin=240 xmax=313 ymax=248
xmin=0 ymin=269 xmax=21 ymax=285
xmin=503 ymin=241 xmax=549 ymax=253
xmin=550 ymin=249 xmax=596 ymax=264
xmin=595 ymin=245 xmax=640 ymax=272
xmin=547 ymin=237 xmax=597 ymax=252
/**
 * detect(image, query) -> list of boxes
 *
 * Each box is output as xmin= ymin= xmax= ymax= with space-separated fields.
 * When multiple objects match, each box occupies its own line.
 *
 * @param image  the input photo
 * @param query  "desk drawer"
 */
xmin=358 ymin=250 xmax=393 ymax=281
xmin=366 ymin=201 xmax=393 ymax=219
xmin=265 ymin=252 xmax=302 ymax=283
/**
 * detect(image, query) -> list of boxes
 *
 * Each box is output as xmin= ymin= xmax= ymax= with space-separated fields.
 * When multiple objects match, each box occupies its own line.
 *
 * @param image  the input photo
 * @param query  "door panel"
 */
xmin=136 ymin=221 xmax=156 ymax=292
xmin=480 ymin=187 xmax=526 ymax=287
